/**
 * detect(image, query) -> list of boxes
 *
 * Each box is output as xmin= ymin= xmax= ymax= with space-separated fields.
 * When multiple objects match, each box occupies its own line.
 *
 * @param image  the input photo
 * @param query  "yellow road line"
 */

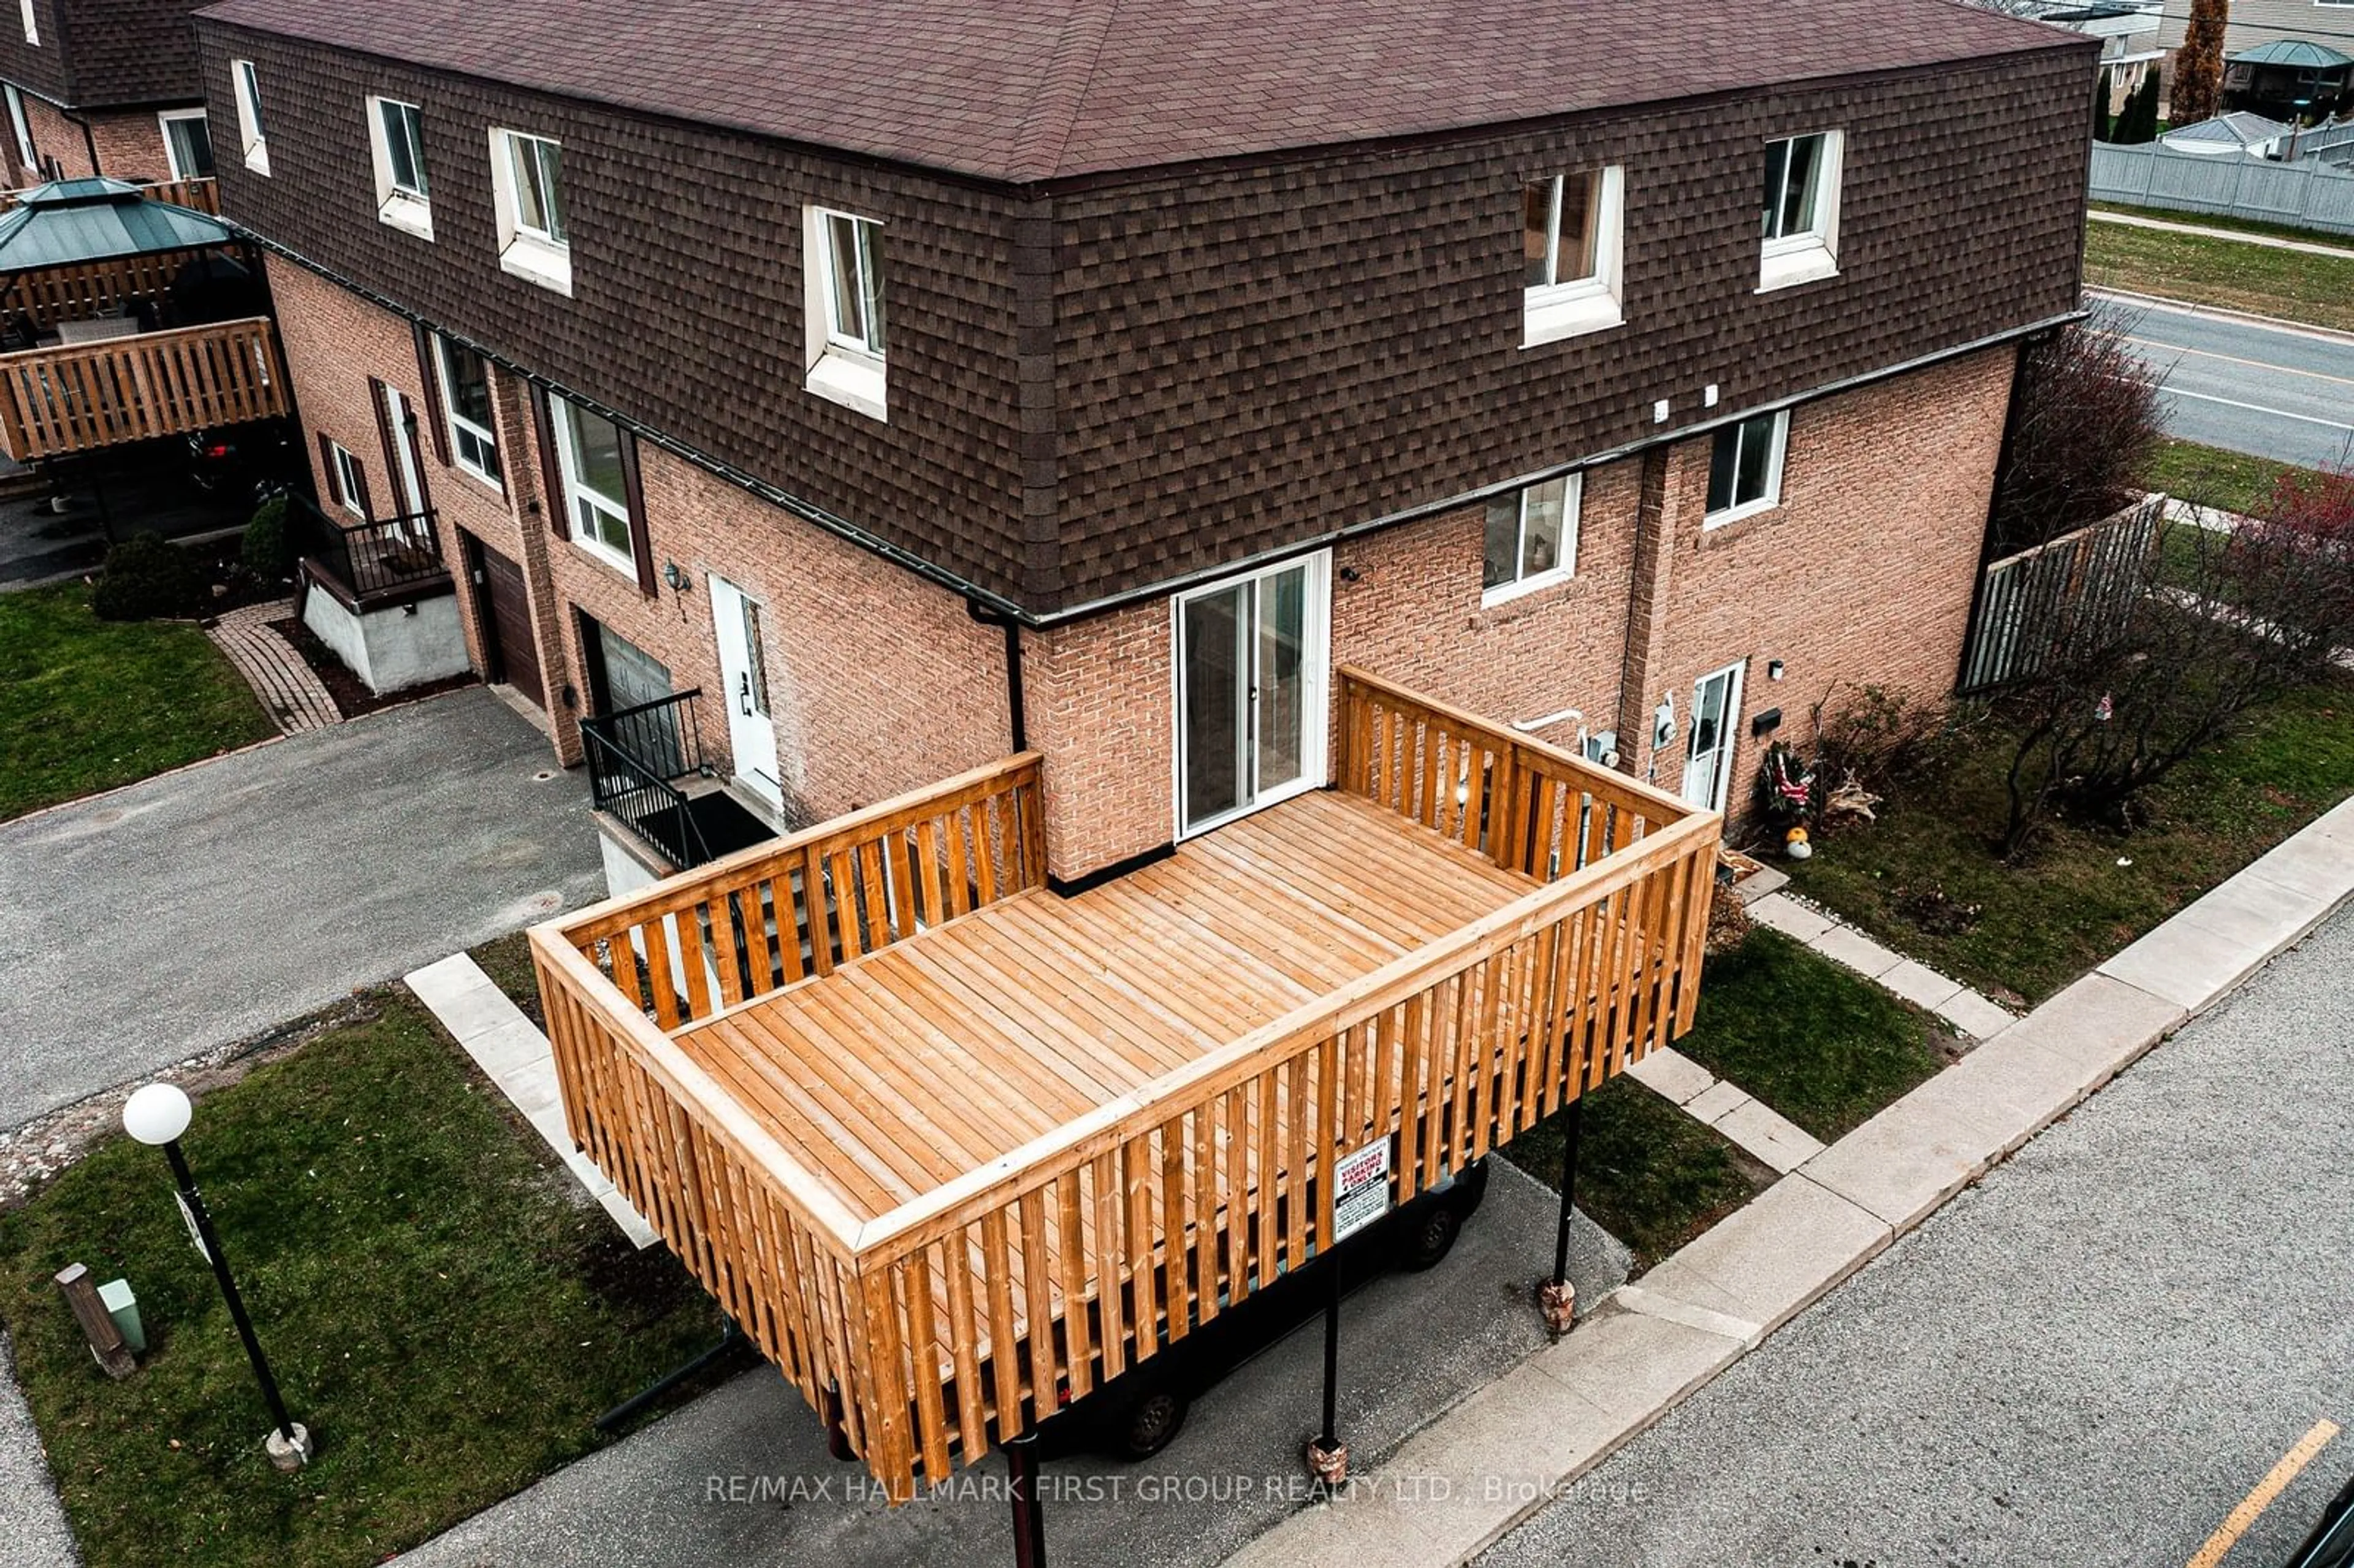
xmin=2187 ymin=1418 xmax=2342 ymax=1568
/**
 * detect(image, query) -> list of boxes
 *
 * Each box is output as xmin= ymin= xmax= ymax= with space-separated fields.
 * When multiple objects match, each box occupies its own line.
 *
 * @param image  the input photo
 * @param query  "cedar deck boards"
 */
xmin=671 ymin=789 xmax=1536 ymax=1228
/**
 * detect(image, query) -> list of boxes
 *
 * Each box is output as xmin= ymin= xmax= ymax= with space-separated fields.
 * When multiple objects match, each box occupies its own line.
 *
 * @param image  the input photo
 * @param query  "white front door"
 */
xmin=1683 ymin=660 xmax=1747 ymax=813
xmin=380 ymin=382 xmax=427 ymax=534
xmin=709 ymin=576 xmax=783 ymax=812
xmin=1174 ymin=553 xmax=1330 ymax=837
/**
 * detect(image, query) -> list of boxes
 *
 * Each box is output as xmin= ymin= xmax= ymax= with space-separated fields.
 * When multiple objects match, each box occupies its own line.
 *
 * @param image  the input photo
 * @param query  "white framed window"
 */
xmin=552 ymin=396 xmax=634 ymax=572
xmin=367 ymin=97 xmax=432 ymax=240
xmin=232 ymin=59 xmax=269 ymax=176
xmin=1759 ymin=131 xmax=1842 ymax=292
xmin=157 ymin=109 xmax=213 ymax=181
xmin=6 ymin=85 xmax=36 ymax=174
xmin=1704 ymin=409 xmax=1789 ymax=526
xmin=1521 ymin=167 xmax=1625 ymax=346
xmin=489 ymin=128 xmax=569 ymax=294
xmin=1482 ymin=473 xmax=1581 ymax=603
xmin=326 ymin=439 xmax=365 ymax=516
xmin=801 ymin=205 xmax=887 ymax=421
xmin=20 ymin=0 xmax=36 ymax=47
xmin=434 ymin=335 xmax=503 ymax=489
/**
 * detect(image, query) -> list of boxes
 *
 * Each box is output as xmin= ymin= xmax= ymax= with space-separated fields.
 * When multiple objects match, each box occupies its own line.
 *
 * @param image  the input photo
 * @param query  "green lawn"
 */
xmin=0 ymin=990 xmax=723 ymax=1568
xmin=1670 ymin=929 xmax=1951 ymax=1144
xmin=1499 ymin=927 xmax=1940 ymax=1270
xmin=0 ymin=584 xmax=276 ymax=821
xmin=2084 ymin=219 xmax=2354 ymax=333
xmin=1499 ymin=1076 xmax=1769 ymax=1277
xmin=2144 ymin=438 xmax=2299 ymax=517
xmin=1788 ymin=676 xmax=2354 ymax=1007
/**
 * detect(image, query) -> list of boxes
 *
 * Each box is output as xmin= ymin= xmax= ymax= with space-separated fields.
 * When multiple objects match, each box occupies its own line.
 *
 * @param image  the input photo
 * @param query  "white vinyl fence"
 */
xmin=2090 ymin=142 xmax=2354 ymax=236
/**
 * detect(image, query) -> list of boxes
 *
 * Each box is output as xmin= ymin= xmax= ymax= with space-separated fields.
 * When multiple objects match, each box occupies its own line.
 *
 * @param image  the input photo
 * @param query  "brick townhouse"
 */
xmin=191 ymin=0 xmax=2095 ymax=891
xmin=0 ymin=0 xmax=215 ymax=185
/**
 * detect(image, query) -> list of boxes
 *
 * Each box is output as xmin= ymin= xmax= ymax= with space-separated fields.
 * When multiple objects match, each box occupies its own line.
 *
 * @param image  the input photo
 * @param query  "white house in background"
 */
xmin=2161 ymin=110 xmax=2295 ymax=155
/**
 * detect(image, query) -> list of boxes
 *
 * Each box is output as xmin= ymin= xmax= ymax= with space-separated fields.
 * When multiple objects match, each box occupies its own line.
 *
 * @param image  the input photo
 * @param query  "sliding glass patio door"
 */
xmin=1175 ymin=553 xmax=1330 ymax=837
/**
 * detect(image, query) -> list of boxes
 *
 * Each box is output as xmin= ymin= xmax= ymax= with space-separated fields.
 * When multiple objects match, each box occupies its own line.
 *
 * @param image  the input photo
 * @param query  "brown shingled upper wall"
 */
xmin=0 ymin=0 xmax=208 ymax=109
xmin=199 ymin=14 xmax=2097 ymax=615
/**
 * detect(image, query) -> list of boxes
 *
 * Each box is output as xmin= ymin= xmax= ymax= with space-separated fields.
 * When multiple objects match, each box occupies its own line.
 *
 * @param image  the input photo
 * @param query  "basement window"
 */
xmin=491 ymin=127 xmax=569 ymax=295
xmin=1759 ymin=131 xmax=1842 ymax=292
xmin=368 ymin=97 xmax=432 ymax=240
xmin=1521 ymin=167 xmax=1625 ymax=346
xmin=232 ymin=59 xmax=269 ymax=176
xmin=802 ymin=205 xmax=888 ymax=421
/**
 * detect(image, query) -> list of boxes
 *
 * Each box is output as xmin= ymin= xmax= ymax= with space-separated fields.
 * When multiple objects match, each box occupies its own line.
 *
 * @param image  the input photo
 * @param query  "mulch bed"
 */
xmin=267 ymin=613 xmax=477 ymax=719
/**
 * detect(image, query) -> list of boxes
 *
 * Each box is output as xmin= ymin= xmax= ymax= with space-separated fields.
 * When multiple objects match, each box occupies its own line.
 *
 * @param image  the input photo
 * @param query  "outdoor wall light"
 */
xmin=1767 ymin=659 xmax=1786 ymax=682
xmin=663 ymin=561 xmax=690 ymax=593
xmin=123 ymin=1083 xmax=312 ymax=1471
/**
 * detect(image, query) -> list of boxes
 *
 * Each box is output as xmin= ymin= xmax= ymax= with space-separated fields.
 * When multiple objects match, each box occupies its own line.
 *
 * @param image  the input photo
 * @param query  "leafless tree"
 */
xmin=1987 ymin=310 xmax=2167 ymax=557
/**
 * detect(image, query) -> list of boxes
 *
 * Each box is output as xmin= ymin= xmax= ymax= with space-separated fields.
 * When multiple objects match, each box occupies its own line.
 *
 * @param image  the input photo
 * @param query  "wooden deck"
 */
xmin=672 ymin=788 xmax=1535 ymax=1228
xmin=0 ymin=316 xmax=289 ymax=462
xmin=532 ymin=668 xmax=1723 ymax=1498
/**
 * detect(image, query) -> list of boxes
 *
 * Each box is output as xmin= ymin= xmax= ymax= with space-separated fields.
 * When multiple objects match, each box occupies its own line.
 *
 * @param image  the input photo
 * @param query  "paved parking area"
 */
xmin=390 ymin=1162 xmax=1626 ymax=1568
xmin=0 ymin=687 xmax=602 ymax=1128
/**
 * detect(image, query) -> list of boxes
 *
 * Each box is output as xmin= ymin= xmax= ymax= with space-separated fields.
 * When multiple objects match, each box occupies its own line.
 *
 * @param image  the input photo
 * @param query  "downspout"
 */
xmin=967 ymin=598 xmax=1027 ymax=754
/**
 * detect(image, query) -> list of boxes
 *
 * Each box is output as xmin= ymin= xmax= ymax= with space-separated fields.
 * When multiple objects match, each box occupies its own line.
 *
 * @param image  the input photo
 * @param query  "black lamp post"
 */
xmin=122 ymin=1083 xmax=311 ymax=1470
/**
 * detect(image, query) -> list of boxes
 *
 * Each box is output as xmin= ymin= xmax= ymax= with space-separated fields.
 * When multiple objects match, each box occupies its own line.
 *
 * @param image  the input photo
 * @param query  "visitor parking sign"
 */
xmin=1331 ymin=1138 xmax=1392 ymax=1241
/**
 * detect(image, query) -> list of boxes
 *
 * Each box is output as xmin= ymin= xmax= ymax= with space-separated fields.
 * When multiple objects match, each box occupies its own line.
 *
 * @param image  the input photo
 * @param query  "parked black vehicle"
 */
xmin=2287 ymin=1472 xmax=2354 ymax=1568
xmin=186 ymin=417 xmax=303 ymax=502
xmin=1037 ymin=1157 xmax=1491 ymax=1463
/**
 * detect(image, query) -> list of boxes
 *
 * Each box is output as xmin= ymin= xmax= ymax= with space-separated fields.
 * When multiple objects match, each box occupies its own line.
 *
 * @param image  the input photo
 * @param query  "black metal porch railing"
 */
xmin=581 ymin=690 xmax=714 ymax=870
xmin=295 ymin=493 xmax=446 ymax=601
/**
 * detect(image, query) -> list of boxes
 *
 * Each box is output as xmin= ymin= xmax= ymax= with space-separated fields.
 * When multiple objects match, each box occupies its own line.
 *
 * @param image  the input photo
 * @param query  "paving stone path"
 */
xmin=205 ymin=598 xmax=339 ymax=735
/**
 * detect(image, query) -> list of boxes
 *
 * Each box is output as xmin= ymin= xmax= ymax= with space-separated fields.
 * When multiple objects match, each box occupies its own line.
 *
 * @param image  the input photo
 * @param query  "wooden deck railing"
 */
xmin=1338 ymin=665 xmax=1693 ymax=879
xmin=0 ymin=316 xmax=289 ymax=462
xmin=0 ymin=175 xmax=216 ymax=216
xmin=554 ymin=752 xmax=1045 ymax=1030
xmin=531 ymin=688 xmax=1723 ymax=1497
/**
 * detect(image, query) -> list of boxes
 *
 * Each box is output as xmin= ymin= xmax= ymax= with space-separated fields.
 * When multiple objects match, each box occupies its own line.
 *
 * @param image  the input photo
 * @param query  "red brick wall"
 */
xmin=269 ymin=257 xmax=1013 ymax=820
xmin=10 ymin=96 xmax=171 ymax=181
xmin=1024 ymin=601 xmax=1173 ymax=882
xmin=1637 ymin=346 xmax=2013 ymax=824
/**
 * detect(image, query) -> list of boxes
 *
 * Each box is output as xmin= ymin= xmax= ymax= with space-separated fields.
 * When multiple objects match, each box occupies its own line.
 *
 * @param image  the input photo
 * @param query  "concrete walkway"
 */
xmin=0 ymin=1331 xmax=75 ymax=1568
xmin=205 ymin=599 xmax=340 ymax=735
xmin=2090 ymin=206 xmax=2354 ymax=261
xmin=0 ymin=687 xmax=605 ymax=1130
xmin=1228 ymin=793 xmax=2354 ymax=1567
xmin=1746 ymin=890 xmax=2016 ymax=1038
xmin=405 ymin=953 xmax=655 ymax=1247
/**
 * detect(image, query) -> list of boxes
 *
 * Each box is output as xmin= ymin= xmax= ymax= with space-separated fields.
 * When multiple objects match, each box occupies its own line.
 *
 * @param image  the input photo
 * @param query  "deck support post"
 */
xmin=1306 ymin=1254 xmax=1348 ymax=1487
xmin=1541 ymin=1098 xmax=1585 ymax=1334
xmin=1006 ymin=1431 xmax=1047 ymax=1568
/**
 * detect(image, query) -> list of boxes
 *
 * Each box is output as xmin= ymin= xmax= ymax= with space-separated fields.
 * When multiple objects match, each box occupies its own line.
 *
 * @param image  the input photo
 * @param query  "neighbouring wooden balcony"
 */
xmin=530 ymin=668 xmax=1723 ymax=1497
xmin=0 ymin=315 xmax=289 ymax=462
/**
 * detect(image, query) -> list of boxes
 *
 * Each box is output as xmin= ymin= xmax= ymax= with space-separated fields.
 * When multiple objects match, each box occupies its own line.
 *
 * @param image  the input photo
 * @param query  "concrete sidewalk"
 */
xmin=1228 ymin=793 xmax=2354 ymax=1568
xmin=2090 ymin=207 xmax=2354 ymax=262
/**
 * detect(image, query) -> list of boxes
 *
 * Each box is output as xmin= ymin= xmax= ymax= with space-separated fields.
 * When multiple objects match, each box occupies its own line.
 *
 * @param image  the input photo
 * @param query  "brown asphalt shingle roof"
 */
xmin=196 ymin=0 xmax=2080 ymax=183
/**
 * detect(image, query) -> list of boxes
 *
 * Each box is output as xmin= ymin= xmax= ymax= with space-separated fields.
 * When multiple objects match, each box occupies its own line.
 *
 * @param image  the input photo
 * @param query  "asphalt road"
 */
xmin=2100 ymin=291 xmax=2354 ymax=472
xmin=1483 ymin=904 xmax=2354 ymax=1568
xmin=389 ymin=1159 xmax=1629 ymax=1568
xmin=0 ymin=688 xmax=604 ymax=1128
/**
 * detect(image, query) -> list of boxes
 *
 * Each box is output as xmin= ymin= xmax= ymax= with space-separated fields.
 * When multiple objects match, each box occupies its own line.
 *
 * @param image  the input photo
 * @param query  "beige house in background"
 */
xmin=2159 ymin=0 xmax=2354 ymax=56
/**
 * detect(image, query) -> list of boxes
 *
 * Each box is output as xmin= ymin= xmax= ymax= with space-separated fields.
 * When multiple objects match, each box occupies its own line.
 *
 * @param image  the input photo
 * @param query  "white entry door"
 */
xmin=709 ymin=576 xmax=783 ymax=812
xmin=1683 ymin=660 xmax=1747 ymax=813
xmin=380 ymin=382 xmax=428 ymax=539
xmin=1175 ymin=553 xmax=1330 ymax=837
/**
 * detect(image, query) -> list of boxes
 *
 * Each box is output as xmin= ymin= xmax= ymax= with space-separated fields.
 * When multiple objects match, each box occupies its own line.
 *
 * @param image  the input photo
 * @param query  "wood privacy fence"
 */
xmin=0 ymin=316 xmax=291 ymax=462
xmin=531 ymin=682 xmax=1720 ymax=1496
xmin=2090 ymin=142 xmax=2354 ymax=237
xmin=1959 ymin=502 xmax=2160 ymax=694
xmin=2 ymin=251 xmax=202 ymax=330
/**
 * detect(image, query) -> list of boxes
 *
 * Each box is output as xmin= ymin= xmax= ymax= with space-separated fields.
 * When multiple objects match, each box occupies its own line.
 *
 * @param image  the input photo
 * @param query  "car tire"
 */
xmin=1113 ymin=1385 xmax=1189 ymax=1461
xmin=1399 ymin=1202 xmax=1463 ymax=1271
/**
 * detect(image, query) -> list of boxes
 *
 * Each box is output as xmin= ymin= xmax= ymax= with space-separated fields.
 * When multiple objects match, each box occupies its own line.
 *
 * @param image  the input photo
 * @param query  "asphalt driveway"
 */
xmin=0 ymin=687 xmax=603 ymax=1129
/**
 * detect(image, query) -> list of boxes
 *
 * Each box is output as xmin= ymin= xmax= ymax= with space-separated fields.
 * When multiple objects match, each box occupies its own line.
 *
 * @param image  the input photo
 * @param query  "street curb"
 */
xmin=1225 ymin=793 xmax=2354 ymax=1568
xmin=2086 ymin=286 xmax=2354 ymax=350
